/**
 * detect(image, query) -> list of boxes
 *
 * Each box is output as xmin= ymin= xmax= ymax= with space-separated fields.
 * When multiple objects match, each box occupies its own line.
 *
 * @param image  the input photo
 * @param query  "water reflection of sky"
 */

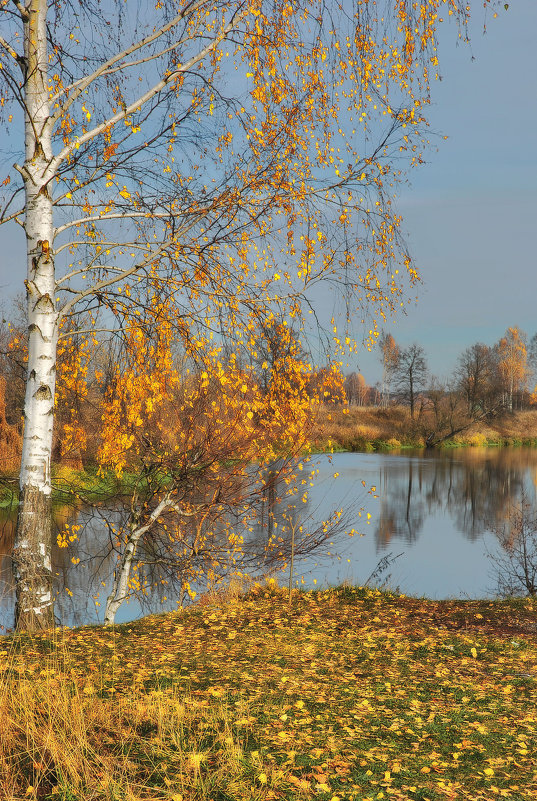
xmin=2 ymin=447 xmax=537 ymax=630
xmin=285 ymin=449 xmax=537 ymax=600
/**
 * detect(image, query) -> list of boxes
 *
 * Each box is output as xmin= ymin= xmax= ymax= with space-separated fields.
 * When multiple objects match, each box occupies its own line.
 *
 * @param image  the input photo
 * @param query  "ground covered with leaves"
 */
xmin=1 ymin=586 xmax=536 ymax=801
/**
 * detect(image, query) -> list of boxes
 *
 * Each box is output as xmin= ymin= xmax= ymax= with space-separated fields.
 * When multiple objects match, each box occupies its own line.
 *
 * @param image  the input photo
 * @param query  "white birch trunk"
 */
xmin=103 ymin=526 xmax=144 ymax=626
xmin=12 ymin=0 xmax=58 ymax=630
xmin=104 ymin=496 xmax=176 ymax=625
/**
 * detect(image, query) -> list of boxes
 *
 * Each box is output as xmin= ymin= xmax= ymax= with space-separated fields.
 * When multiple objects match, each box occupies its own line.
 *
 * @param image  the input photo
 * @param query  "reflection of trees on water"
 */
xmin=0 ymin=513 xmax=15 ymax=631
xmin=374 ymin=449 xmax=537 ymax=549
xmin=4 ymin=450 xmax=537 ymax=628
xmin=450 ymin=457 xmax=526 ymax=541
xmin=234 ymin=465 xmax=350 ymax=577
xmin=377 ymin=460 xmax=426 ymax=547
xmin=0 ymin=465 xmax=343 ymax=629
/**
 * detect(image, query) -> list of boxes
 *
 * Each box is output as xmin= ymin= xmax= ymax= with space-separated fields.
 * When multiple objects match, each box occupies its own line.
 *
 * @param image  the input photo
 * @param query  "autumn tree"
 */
xmin=496 ymin=327 xmax=528 ymax=411
xmin=417 ymin=376 xmax=477 ymax=448
xmin=0 ymin=0 xmax=476 ymax=630
xmin=378 ymin=331 xmax=400 ymax=408
xmin=94 ymin=296 xmax=329 ymax=624
xmin=248 ymin=317 xmax=308 ymax=395
xmin=0 ymin=301 xmax=26 ymax=428
xmin=392 ymin=343 xmax=428 ymax=418
xmin=306 ymin=364 xmax=346 ymax=406
xmin=527 ymin=333 xmax=537 ymax=388
xmin=455 ymin=342 xmax=499 ymax=417
xmin=344 ymin=372 xmax=368 ymax=406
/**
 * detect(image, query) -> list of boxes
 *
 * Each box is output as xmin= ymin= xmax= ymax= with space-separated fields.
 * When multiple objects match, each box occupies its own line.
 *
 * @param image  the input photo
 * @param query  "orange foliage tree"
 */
xmin=307 ymin=364 xmax=347 ymax=406
xmin=378 ymin=332 xmax=400 ymax=408
xmin=344 ymin=372 xmax=369 ymax=406
xmin=53 ymin=322 xmax=97 ymax=470
xmin=496 ymin=327 xmax=528 ymax=412
xmin=1 ymin=0 xmax=480 ymax=629
xmin=93 ymin=296 xmax=335 ymax=623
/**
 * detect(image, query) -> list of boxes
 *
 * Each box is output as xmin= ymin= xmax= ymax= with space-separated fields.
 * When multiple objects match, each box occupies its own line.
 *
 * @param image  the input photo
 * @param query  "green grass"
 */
xmin=0 ymin=465 xmax=152 ymax=509
xmin=1 ymin=585 xmax=536 ymax=800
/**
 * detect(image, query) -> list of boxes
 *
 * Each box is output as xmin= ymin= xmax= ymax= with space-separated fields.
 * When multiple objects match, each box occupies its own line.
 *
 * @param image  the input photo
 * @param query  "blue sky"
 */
xmin=352 ymin=0 xmax=537 ymax=385
xmin=1 ymin=2 xmax=535 ymax=388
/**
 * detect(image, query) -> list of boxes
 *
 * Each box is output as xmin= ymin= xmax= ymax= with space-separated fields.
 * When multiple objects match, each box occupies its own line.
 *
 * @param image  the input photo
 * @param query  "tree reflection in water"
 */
xmin=2 ymin=447 xmax=537 ymax=628
xmin=374 ymin=448 xmax=537 ymax=547
xmin=0 ymin=472 xmax=352 ymax=631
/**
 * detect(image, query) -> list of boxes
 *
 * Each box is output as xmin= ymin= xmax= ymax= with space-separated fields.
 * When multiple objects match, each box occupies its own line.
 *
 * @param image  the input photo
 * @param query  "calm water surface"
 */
xmin=2 ymin=446 xmax=537 ymax=630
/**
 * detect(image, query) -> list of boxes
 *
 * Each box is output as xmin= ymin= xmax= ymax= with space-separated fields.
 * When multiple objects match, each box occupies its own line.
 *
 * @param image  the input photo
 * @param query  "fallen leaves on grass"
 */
xmin=1 ymin=586 xmax=536 ymax=800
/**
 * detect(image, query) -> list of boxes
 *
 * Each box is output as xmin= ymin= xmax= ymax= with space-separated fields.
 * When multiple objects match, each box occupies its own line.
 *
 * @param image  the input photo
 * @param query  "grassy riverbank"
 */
xmin=0 ymin=464 xmax=147 ymax=510
xmin=2 ymin=407 xmax=537 ymax=509
xmin=310 ymin=406 xmax=537 ymax=452
xmin=1 ymin=584 xmax=536 ymax=800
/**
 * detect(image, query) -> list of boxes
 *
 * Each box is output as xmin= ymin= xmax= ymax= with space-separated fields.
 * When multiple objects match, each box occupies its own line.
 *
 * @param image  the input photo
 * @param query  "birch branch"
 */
xmin=11 ymin=1 xmax=29 ymax=22
xmin=0 ymin=35 xmax=23 ymax=66
xmin=54 ymin=240 xmax=148 ymax=257
xmin=48 ymin=0 xmax=208 ymax=107
xmin=48 ymin=10 xmax=244 ymax=174
xmin=54 ymin=211 xmax=171 ymax=237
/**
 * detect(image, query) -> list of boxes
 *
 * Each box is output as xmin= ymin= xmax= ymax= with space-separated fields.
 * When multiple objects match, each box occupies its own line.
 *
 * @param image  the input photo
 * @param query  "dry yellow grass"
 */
xmin=312 ymin=406 xmax=410 ymax=450
xmin=490 ymin=409 xmax=537 ymax=441
xmin=310 ymin=405 xmax=418 ymax=450
xmin=311 ymin=404 xmax=537 ymax=451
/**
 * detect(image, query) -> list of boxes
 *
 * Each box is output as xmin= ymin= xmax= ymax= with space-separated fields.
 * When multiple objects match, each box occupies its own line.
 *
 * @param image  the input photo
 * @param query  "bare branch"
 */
xmin=49 ymin=0 xmax=208 ymax=107
xmin=88 ymin=36 xmax=193 ymax=81
xmin=57 ymin=326 xmax=117 ymax=341
xmin=0 ymin=185 xmax=24 ymax=226
xmin=57 ymin=243 xmax=170 ymax=320
xmin=48 ymin=9 xmax=245 ymax=173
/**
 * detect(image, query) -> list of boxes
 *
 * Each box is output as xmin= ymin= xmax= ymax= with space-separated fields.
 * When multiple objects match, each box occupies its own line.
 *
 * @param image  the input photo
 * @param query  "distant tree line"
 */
xmin=343 ymin=326 xmax=537 ymax=429
xmin=3 ymin=301 xmax=537 ymax=471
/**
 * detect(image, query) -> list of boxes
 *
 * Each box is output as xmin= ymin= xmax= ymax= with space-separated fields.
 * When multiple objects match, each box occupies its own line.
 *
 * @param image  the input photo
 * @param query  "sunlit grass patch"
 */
xmin=1 ymin=586 xmax=536 ymax=799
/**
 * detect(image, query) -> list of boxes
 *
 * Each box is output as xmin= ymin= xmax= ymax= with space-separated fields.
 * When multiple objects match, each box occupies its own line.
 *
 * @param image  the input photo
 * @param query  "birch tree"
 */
xmin=0 ymin=0 xmax=474 ymax=630
xmin=497 ymin=327 xmax=528 ymax=412
xmin=378 ymin=331 xmax=400 ymax=408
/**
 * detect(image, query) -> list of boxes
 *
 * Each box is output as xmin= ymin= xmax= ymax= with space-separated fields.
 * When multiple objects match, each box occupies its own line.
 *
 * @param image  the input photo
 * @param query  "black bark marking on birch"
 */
xmin=25 ymin=280 xmax=39 ymax=299
xmin=34 ymin=384 xmax=52 ymax=400
xmin=34 ymin=293 xmax=54 ymax=312
xmin=33 ymin=140 xmax=45 ymax=159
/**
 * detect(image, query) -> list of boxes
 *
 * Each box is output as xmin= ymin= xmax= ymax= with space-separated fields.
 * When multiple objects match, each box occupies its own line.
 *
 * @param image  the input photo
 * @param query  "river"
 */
xmin=2 ymin=446 xmax=537 ymax=630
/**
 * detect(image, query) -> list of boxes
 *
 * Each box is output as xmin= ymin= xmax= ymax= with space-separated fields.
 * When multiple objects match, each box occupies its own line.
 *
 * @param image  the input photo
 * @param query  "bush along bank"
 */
xmin=310 ymin=405 xmax=537 ymax=452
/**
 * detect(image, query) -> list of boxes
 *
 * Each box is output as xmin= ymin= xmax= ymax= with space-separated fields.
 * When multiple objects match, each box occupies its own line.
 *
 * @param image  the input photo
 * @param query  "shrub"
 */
xmin=467 ymin=433 xmax=488 ymax=447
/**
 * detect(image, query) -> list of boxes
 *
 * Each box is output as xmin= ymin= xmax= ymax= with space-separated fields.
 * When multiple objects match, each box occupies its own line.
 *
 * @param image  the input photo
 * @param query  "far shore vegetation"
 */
xmin=309 ymin=405 xmax=537 ymax=454
xmin=3 ymin=405 xmax=537 ymax=511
